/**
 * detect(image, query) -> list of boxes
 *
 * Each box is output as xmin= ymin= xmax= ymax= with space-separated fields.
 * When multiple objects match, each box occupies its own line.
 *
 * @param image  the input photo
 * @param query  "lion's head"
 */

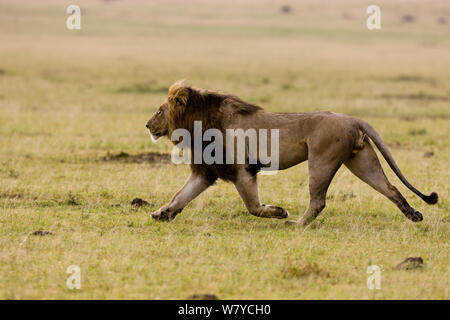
xmin=145 ymin=101 xmax=169 ymax=142
xmin=145 ymin=81 xmax=191 ymax=141
xmin=146 ymin=80 xmax=262 ymax=143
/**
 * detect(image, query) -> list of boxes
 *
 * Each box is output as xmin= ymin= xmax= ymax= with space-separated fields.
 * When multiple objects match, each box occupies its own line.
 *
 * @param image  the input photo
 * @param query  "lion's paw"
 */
xmin=151 ymin=207 xmax=181 ymax=222
xmin=405 ymin=208 xmax=423 ymax=222
xmin=262 ymin=204 xmax=289 ymax=219
xmin=276 ymin=206 xmax=289 ymax=219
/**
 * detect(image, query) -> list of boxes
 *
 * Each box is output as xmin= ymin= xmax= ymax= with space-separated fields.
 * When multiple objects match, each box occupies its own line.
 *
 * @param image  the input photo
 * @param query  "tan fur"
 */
xmin=146 ymin=81 xmax=438 ymax=226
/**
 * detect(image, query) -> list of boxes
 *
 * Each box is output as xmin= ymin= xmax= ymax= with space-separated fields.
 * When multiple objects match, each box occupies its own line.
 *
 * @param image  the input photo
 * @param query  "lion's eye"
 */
xmin=156 ymin=110 xmax=162 ymax=116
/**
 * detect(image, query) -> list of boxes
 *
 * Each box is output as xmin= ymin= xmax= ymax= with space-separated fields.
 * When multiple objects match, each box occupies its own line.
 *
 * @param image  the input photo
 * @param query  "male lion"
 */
xmin=145 ymin=81 xmax=438 ymax=226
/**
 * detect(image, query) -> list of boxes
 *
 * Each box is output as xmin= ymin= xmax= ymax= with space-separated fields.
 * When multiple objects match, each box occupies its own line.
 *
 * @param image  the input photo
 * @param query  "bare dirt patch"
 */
xmin=19 ymin=230 xmax=54 ymax=247
xmin=101 ymin=151 xmax=170 ymax=164
xmin=31 ymin=230 xmax=54 ymax=236
xmin=395 ymin=257 xmax=424 ymax=270
xmin=131 ymin=197 xmax=150 ymax=208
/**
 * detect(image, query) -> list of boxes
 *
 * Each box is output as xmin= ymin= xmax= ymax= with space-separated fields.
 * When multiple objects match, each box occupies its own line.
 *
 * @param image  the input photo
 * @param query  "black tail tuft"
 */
xmin=423 ymin=192 xmax=438 ymax=205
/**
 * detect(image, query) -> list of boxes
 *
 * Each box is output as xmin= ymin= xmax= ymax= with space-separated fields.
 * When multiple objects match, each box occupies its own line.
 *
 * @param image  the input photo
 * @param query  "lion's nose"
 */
xmin=145 ymin=123 xmax=150 ymax=129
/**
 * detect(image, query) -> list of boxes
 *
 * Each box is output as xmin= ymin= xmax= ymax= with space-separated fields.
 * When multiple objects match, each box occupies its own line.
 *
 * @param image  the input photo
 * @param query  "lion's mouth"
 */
xmin=151 ymin=134 xmax=161 ymax=142
xmin=150 ymin=131 xmax=165 ymax=142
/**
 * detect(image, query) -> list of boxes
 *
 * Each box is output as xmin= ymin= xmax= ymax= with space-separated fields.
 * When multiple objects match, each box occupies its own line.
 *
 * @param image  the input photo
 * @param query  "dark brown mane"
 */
xmin=167 ymin=81 xmax=262 ymax=133
xmin=199 ymin=90 xmax=263 ymax=115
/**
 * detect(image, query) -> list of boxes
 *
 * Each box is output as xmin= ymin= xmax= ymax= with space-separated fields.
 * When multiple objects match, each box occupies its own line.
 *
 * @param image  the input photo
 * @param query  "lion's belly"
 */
xmin=276 ymin=141 xmax=308 ymax=170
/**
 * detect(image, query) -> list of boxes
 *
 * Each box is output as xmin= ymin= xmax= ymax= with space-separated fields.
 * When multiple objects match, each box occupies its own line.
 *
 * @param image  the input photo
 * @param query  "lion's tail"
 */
xmin=357 ymin=119 xmax=438 ymax=205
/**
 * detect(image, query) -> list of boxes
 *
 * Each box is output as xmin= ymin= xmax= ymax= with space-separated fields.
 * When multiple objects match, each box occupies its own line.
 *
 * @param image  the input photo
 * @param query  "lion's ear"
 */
xmin=168 ymin=81 xmax=189 ymax=109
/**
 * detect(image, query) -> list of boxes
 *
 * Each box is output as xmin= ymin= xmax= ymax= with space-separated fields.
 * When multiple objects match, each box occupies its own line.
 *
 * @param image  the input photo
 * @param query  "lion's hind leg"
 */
xmin=234 ymin=168 xmax=289 ymax=219
xmin=344 ymin=140 xmax=423 ymax=222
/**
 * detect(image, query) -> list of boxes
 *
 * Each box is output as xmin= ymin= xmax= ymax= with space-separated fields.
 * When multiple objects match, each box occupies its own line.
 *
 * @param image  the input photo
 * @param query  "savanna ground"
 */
xmin=0 ymin=0 xmax=449 ymax=299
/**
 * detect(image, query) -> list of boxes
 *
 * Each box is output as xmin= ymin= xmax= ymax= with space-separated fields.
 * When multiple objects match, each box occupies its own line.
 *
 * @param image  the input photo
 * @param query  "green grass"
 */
xmin=0 ymin=0 xmax=449 ymax=299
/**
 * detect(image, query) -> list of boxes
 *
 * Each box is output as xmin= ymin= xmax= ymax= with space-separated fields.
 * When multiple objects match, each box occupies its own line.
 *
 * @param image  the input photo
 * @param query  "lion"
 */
xmin=145 ymin=80 xmax=438 ymax=226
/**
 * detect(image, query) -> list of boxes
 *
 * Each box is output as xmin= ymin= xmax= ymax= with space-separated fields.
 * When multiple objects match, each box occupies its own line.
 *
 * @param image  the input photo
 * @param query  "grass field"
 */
xmin=0 ymin=0 xmax=449 ymax=299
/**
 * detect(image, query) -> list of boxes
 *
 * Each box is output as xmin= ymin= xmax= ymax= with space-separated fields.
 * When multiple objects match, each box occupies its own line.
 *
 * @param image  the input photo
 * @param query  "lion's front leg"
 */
xmin=151 ymin=173 xmax=214 ymax=222
xmin=233 ymin=168 xmax=289 ymax=219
